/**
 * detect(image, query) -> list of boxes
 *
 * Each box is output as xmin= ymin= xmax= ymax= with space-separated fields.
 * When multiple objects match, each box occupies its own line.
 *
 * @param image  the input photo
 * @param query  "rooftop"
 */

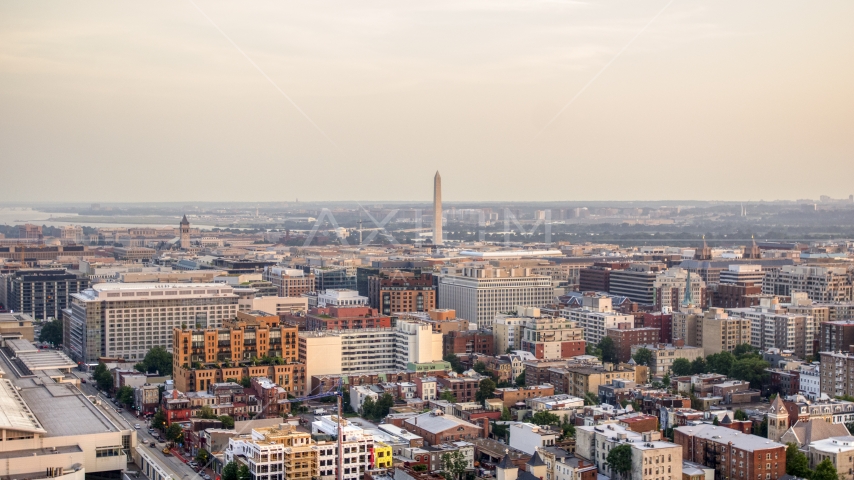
xmin=404 ymin=411 xmax=481 ymax=434
xmin=0 ymin=379 xmax=46 ymax=435
xmin=674 ymin=424 xmax=785 ymax=451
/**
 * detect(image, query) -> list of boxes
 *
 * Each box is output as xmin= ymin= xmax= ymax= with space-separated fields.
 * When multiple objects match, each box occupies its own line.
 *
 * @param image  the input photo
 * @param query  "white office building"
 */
xmin=560 ymin=296 xmax=634 ymax=345
xmin=719 ymin=264 xmax=765 ymax=286
xmin=299 ymin=319 xmax=444 ymax=381
xmin=438 ymin=266 xmax=553 ymax=328
xmin=64 ymin=283 xmax=238 ymax=363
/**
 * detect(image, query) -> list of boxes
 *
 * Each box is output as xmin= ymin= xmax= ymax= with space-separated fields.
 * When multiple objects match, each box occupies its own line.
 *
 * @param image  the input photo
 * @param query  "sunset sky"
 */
xmin=1 ymin=1 xmax=852 ymax=202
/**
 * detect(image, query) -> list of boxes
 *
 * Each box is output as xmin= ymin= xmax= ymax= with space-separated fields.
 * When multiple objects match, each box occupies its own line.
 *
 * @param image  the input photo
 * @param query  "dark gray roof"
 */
xmin=527 ymin=451 xmax=546 ymax=467
xmin=497 ymin=453 xmax=516 ymax=470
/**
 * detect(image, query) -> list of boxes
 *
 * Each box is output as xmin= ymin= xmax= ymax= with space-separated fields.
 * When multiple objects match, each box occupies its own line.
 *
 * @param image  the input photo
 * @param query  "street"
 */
xmin=74 ymin=372 xmax=208 ymax=480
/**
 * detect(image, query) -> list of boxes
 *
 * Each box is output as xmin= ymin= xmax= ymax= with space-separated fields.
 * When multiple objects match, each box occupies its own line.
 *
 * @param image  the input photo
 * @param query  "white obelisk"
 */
xmin=433 ymin=171 xmax=442 ymax=246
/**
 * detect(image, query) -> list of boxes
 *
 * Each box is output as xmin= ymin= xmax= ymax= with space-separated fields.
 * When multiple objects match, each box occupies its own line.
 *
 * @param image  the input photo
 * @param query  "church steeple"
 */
xmin=767 ymin=395 xmax=789 ymax=442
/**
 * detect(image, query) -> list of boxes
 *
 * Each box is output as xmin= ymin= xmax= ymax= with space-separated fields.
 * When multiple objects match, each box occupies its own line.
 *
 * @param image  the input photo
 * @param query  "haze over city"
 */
xmin=3 ymin=5 xmax=854 ymax=480
xmin=2 ymin=1 xmax=853 ymax=202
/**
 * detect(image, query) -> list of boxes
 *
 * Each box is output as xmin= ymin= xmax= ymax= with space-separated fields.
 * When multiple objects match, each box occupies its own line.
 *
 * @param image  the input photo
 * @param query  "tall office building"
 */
xmin=368 ymin=271 xmax=436 ymax=315
xmin=438 ymin=266 xmax=553 ymax=328
xmin=608 ymin=263 xmax=666 ymax=305
xmin=433 ymin=171 xmax=442 ymax=246
xmin=0 ymin=269 xmax=89 ymax=320
xmin=64 ymin=283 xmax=238 ymax=364
xmin=263 ymin=267 xmax=316 ymax=297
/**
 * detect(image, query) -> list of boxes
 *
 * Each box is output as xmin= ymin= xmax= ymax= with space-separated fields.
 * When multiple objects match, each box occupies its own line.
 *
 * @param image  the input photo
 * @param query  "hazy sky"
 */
xmin=1 ymin=1 xmax=853 ymax=203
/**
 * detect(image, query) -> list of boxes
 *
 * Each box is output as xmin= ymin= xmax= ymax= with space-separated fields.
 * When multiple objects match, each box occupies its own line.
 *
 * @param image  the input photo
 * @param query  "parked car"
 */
xmin=134 ymin=424 xmax=141 ymax=429
xmin=150 ymin=442 xmax=156 ymax=447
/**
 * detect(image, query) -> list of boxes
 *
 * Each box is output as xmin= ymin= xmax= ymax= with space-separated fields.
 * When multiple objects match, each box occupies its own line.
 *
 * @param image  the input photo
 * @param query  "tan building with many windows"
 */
xmin=700 ymin=308 xmax=751 ymax=356
xmin=172 ymin=313 xmax=303 ymax=393
xmin=263 ymin=267 xmax=316 ymax=297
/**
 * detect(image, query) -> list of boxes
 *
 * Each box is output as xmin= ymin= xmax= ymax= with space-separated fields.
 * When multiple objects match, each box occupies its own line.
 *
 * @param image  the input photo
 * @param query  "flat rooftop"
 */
xmin=0 ymin=379 xmax=46 ymax=435
xmin=17 ymin=350 xmax=77 ymax=372
xmin=18 ymin=380 xmax=120 ymax=437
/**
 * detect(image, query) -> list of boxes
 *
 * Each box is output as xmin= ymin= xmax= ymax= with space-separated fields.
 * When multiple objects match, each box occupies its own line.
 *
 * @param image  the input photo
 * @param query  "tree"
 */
xmin=116 ymin=385 xmax=134 ymax=406
xmin=632 ymin=348 xmax=653 ymax=367
xmin=785 ymin=443 xmax=811 ymax=478
xmin=598 ymin=337 xmax=618 ymax=364
xmin=444 ymin=353 xmax=465 ymax=374
xmin=500 ymin=407 xmax=512 ymax=421
xmin=671 ymin=358 xmax=693 ymax=376
xmin=712 ymin=416 xmax=720 ymax=426
xmin=412 ymin=464 xmax=428 ymax=472
xmin=813 ymin=458 xmax=840 ymax=480
xmin=476 ymin=378 xmax=496 ymax=404
xmin=39 ymin=318 xmax=63 ymax=346
xmin=195 ymin=448 xmax=210 ymax=466
xmin=239 ymin=377 xmax=252 ymax=388
xmin=374 ymin=393 xmax=395 ymax=420
xmin=222 ymin=462 xmax=239 ymax=480
xmin=473 ymin=362 xmax=490 ymax=376
xmin=733 ymin=343 xmax=758 ymax=357
xmin=734 ymin=410 xmax=749 ymax=421
xmin=198 ymin=405 xmax=217 ymax=419
xmin=442 ymin=450 xmax=469 ymax=480
xmin=152 ymin=409 xmax=166 ymax=431
xmin=754 ymin=417 xmax=768 ymax=438
xmin=606 ymin=444 xmax=633 ymax=480
xmin=166 ymin=423 xmax=184 ymax=443
xmin=531 ymin=410 xmax=561 ymax=427
xmin=361 ymin=396 xmax=377 ymax=418
xmin=137 ymin=346 xmax=174 ymax=376
xmin=691 ymin=357 xmax=707 ymax=374
xmin=237 ymin=464 xmax=251 ymax=480
xmin=218 ymin=415 xmax=235 ymax=429
xmin=706 ymin=351 xmax=735 ymax=375
xmin=440 ymin=390 xmax=457 ymax=403
xmin=516 ymin=371 xmax=526 ymax=386
xmin=662 ymin=373 xmax=671 ymax=389
xmin=729 ymin=356 xmax=770 ymax=389
xmin=561 ymin=423 xmax=576 ymax=440
xmin=491 ymin=422 xmax=509 ymax=441
xmin=93 ymin=362 xmax=113 ymax=391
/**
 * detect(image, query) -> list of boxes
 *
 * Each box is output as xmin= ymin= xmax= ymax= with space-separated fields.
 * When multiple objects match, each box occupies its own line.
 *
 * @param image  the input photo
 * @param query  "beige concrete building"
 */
xmin=0 ymin=365 xmax=132 ymax=480
xmin=0 ymin=312 xmax=35 ymax=341
xmin=630 ymin=344 xmax=703 ymax=376
xmin=263 ymin=267 xmax=316 ymax=297
xmin=809 ymin=437 xmax=854 ymax=480
xmin=577 ymin=422 xmax=681 ymax=480
xmin=671 ymin=307 xmax=702 ymax=346
xmin=700 ymin=308 xmax=751 ymax=356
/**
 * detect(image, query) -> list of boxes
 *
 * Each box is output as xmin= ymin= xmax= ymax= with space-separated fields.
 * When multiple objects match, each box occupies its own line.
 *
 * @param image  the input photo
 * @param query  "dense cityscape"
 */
xmin=1 ymin=173 xmax=854 ymax=480
xmin=2 ymin=2 xmax=853 ymax=480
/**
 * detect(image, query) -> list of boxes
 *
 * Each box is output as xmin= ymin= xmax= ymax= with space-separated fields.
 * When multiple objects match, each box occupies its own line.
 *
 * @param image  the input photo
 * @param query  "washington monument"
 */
xmin=433 ymin=171 xmax=442 ymax=245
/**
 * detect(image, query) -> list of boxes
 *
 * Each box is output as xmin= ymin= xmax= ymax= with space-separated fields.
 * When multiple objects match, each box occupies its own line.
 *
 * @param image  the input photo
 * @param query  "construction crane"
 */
xmin=259 ymin=381 xmax=346 ymax=480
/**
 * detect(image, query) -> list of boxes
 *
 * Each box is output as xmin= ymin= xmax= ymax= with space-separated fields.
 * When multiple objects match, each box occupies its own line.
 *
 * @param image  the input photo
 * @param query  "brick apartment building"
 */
xmin=437 ymin=374 xmax=483 ymax=403
xmin=172 ymin=312 xmax=305 ymax=394
xmin=368 ymin=272 xmax=436 ymax=315
xmin=709 ymin=283 xmax=763 ymax=309
xmin=636 ymin=312 xmax=673 ymax=343
xmin=674 ymin=424 xmax=786 ymax=480
xmin=578 ymin=262 xmax=630 ymax=292
xmin=493 ymin=385 xmax=556 ymax=409
xmin=301 ymin=306 xmax=392 ymax=331
xmin=442 ymin=330 xmax=494 ymax=357
xmin=820 ymin=321 xmax=854 ymax=353
xmin=607 ymin=327 xmax=661 ymax=363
